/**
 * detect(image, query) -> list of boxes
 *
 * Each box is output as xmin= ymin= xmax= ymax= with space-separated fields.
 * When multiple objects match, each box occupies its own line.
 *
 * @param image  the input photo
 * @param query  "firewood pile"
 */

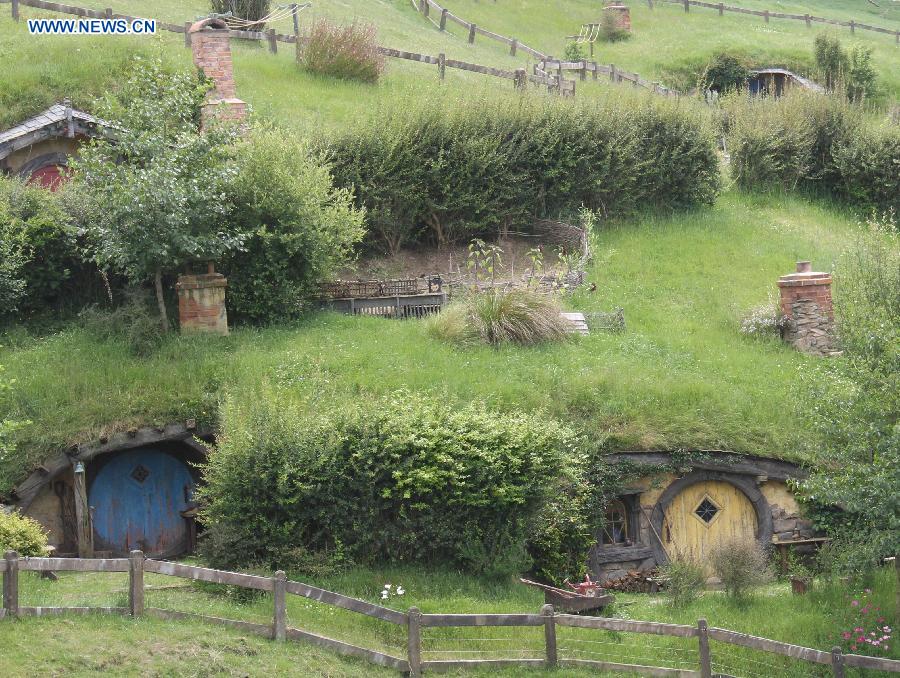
xmin=602 ymin=568 xmax=667 ymax=593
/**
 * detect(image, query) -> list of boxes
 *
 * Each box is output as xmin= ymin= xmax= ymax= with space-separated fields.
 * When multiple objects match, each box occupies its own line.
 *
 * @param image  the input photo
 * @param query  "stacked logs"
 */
xmin=603 ymin=568 xmax=666 ymax=593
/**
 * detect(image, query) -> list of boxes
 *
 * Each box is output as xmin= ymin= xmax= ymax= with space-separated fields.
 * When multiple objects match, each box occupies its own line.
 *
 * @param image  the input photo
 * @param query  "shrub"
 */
xmin=661 ymin=554 xmax=706 ymax=607
xmin=300 ymin=20 xmax=384 ymax=83
xmin=846 ymin=46 xmax=877 ymax=103
xmin=564 ymin=42 xmax=587 ymax=62
xmin=0 ymin=510 xmax=48 ymax=557
xmin=599 ymin=10 xmax=630 ymax=43
xmin=814 ymin=34 xmax=848 ymax=92
xmin=325 ymin=97 xmax=719 ymax=251
xmin=78 ymin=289 xmax=164 ymax=357
xmin=428 ymin=288 xmax=570 ymax=347
xmin=0 ymin=177 xmax=82 ymax=316
xmin=221 ymin=127 xmax=365 ymax=323
xmin=831 ymin=126 xmax=900 ymax=214
xmin=199 ymin=389 xmax=583 ymax=577
xmin=699 ymin=52 xmax=751 ymax=94
xmin=210 ymin=0 xmax=270 ymax=27
xmin=710 ymin=538 xmax=772 ymax=599
xmin=739 ymin=294 xmax=784 ymax=338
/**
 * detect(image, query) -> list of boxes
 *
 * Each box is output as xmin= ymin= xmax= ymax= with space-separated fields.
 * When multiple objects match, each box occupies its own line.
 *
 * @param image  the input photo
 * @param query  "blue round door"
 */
xmin=89 ymin=449 xmax=195 ymax=557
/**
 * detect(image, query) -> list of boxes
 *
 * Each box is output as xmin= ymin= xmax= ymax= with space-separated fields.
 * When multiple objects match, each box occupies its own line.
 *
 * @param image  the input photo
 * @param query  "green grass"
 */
xmin=1 ymin=563 xmax=895 ymax=676
xmin=0 ymin=190 xmax=870 ymax=492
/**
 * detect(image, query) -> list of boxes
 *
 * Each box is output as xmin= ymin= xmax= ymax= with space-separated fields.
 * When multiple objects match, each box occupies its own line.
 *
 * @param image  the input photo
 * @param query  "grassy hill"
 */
xmin=0 ymin=190 xmax=867 ymax=494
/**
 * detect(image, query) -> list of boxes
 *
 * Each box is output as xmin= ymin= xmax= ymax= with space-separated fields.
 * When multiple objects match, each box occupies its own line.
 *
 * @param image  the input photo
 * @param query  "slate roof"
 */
xmin=0 ymin=102 xmax=110 ymax=160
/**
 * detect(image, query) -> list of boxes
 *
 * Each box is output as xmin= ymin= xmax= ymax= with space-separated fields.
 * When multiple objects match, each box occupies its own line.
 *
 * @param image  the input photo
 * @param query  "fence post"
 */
xmin=3 ymin=551 xmax=18 ymax=618
xmin=73 ymin=460 xmax=94 ymax=559
xmin=438 ymin=52 xmax=446 ymax=80
xmin=129 ymin=550 xmax=144 ymax=617
xmin=424 ymin=0 xmax=430 ymax=18
xmin=805 ymin=14 xmax=810 ymax=28
xmin=698 ymin=618 xmax=712 ymax=678
xmin=541 ymin=604 xmax=557 ymax=668
xmin=683 ymin=0 xmax=689 ymax=12
xmin=719 ymin=2 xmax=724 ymax=16
xmin=105 ymin=7 xmax=112 ymax=19
xmin=291 ymin=3 xmax=300 ymax=37
xmin=849 ymin=20 xmax=855 ymax=35
xmin=184 ymin=21 xmax=192 ymax=47
xmin=591 ymin=60 xmax=598 ymax=79
xmin=267 ymin=28 xmax=277 ymax=54
xmin=273 ymin=570 xmax=287 ymax=641
xmin=764 ymin=9 xmax=769 ymax=23
xmin=510 ymin=38 xmax=517 ymax=56
xmin=610 ymin=63 xmax=617 ymax=82
xmin=514 ymin=68 xmax=526 ymax=91
xmin=439 ymin=8 xmax=448 ymax=31
xmin=468 ymin=23 xmax=476 ymax=44
xmin=647 ymin=0 xmax=654 ymax=8
xmin=831 ymin=646 xmax=845 ymax=678
xmin=407 ymin=607 xmax=423 ymax=678
xmin=11 ymin=0 xmax=18 ymax=22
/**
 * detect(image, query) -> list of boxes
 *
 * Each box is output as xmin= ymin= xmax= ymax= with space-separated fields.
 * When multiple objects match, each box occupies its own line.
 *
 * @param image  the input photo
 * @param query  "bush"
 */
xmin=210 ymin=0 xmax=270 ymax=26
xmin=699 ymin=52 xmax=751 ymax=94
xmin=325 ymin=97 xmax=719 ymax=251
xmin=564 ymin=42 xmax=587 ymax=62
xmin=0 ymin=510 xmax=48 ymax=557
xmin=428 ymin=288 xmax=570 ymax=347
xmin=831 ymin=126 xmax=900 ymax=214
xmin=0 ymin=177 xmax=82 ymax=316
xmin=661 ymin=555 xmax=706 ymax=607
xmin=300 ymin=20 xmax=384 ymax=83
xmin=599 ymin=10 xmax=630 ymax=43
xmin=78 ymin=289 xmax=164 ymax=357
xmin=199 ymin=389 xmax=583 ymax=578
xmin=710 ymin=538 xmax=772 ymax=599
xmin=221 ymin=127 xmax=365 ymax=323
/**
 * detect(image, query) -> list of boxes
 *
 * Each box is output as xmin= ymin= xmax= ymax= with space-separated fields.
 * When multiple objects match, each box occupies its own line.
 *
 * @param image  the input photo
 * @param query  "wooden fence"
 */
xmin=537 ymin=59 xmax=679 ymax=97
xmin=3 ymin=550 xmax=900 ymax=676
xmin=650 ymin=0 xmax=900 ymax=43
xmin=3 ymin=0 xmax=575 ymax=95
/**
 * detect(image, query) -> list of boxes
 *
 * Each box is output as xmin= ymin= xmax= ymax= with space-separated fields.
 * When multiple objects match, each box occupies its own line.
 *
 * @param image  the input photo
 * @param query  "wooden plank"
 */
xmin=444 ymin=60 xmax=515 ymax=80
xmin=408 ymin=607 xmax=422 ymax=677
xmin=18 ymin=557 xmax=129 ymax=572
xmin=284 ymin=580 xmax=407 ymax=625
xmin=842 ymin=653 xmax=900 ymax=672
xmin=421 ymin=613 xmax=543 ymax=627
xmin=145 ymin=607 xmax=273 ymax=637
xmin=378 ymin=47 xmax=438 ymax=65
xmin=474 ymin=26 xmax=512 ymax=44
xmin=144 ymin=560 xmax=274 ymax=591
xmin=286 ymin=627 xmax=409 ymax=671
xmin=422 ymin=659 xmax=546 ymax=671
xmin=708 ymin=627 xmax=832 ymax=664
xmin=560 ymin=659 xmax=700 ymax=677
xmin=19 ymin=606 xmax=128 ymax=616
xmin=556 ymin=614 xmax=699 ymax=638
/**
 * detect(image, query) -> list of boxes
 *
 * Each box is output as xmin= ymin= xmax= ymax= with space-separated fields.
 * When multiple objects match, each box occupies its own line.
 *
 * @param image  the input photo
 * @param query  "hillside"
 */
xmin=1 ymin=0 xmax=897 ymax=133
xmin=0 ymin=190 xmax=868 ymax=494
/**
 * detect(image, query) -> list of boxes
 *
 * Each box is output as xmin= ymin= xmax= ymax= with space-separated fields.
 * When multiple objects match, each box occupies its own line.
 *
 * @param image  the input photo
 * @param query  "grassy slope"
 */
xmin=0 ymin=191 xmax=864 ymax=492
xmin=1 ymin=564 xmax=896 ymax=676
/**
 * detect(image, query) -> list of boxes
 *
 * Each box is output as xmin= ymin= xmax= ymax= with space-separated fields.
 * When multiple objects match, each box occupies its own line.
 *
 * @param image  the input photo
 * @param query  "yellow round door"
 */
xmin=662 ymin=480 xmax=758 ymax=573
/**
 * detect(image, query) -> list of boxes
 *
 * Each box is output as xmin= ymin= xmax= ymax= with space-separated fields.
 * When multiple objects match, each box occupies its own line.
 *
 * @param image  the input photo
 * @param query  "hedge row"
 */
xmin=198 ymin=388 xmax=595 ymax=578
xmin=324 ymin=97 xmax=721 ymax=253
xmin=726 ymin=92 xmax=899 ymax=214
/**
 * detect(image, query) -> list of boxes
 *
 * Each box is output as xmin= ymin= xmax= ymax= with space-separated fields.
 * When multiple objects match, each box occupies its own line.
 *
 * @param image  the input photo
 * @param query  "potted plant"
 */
xmin=788 ymin=554 xmax=812 ymax=595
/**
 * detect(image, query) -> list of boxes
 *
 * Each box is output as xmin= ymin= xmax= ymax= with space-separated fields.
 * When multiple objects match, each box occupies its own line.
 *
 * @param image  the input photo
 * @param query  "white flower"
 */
xmin=396 ymin=586 xmax=405 ymax=596
xmin=381 ymin=591 xmax=389 ymax=600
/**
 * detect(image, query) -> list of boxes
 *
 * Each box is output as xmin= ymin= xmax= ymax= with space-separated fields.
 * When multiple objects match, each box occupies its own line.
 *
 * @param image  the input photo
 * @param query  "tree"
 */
xmin=71 ymin=58 xmax=243 ymax=332
xmin=814 ymin=33 xmax=848 ymax=92
xmin=846 ymin=46 xmax=877 ymax=103
xmin=799 ymin=214 xmax=899 ymax=571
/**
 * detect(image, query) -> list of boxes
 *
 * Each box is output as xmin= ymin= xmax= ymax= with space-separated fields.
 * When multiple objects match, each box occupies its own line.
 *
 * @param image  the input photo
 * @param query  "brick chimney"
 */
xmin=176 ymin=262 xmax=229 ymax=335
xmin=777 ymin=261 xmax=835 ymax=355
xmin=189 ymin=17 xmax=248 ymax=128
xmin=603 ymin=2 xmax=632 ymax=32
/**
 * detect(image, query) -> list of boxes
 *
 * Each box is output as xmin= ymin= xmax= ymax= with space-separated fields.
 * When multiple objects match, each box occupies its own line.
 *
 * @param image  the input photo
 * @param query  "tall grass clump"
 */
xmin=300 ymin=20 xmax=384 ymax=84
xmin=725 ymin=91 xmax=898 ymax=213
xmin=326 ymin=96 xmax=719 ymax=252
xmin=660 ymin=554 xmax=707 ymax=607
xmin=710 ymin=538 xmax=773 ymax=600
xmin=428 ymin=288 xmax=570 ymax=347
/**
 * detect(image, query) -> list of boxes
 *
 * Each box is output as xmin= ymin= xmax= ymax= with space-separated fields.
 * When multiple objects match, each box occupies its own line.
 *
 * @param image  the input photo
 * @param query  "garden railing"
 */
xmin=3 ymin=551 xmax=899 ymax=676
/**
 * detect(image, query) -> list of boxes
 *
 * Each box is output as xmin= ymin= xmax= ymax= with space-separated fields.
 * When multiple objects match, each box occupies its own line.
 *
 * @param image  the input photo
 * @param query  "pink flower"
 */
xmin=865 ymin=588 xmax=871 ymax=594
xmin=858 ymin=636 xmax=865 ymax=643
xmin=842 ymin=632 xmax=852 ymax=640
xmin=851 ymin=600 xmax=860 ymax=607
xmin=855 ymin=627 xmax=864 ymax=633
xmin=851 ymin=645 xmax=858 ymax=651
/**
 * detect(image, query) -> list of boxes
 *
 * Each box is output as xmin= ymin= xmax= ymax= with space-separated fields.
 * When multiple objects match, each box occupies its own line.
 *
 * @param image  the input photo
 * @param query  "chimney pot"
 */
xmin=796 ymin=261 xmax=812 ymax=273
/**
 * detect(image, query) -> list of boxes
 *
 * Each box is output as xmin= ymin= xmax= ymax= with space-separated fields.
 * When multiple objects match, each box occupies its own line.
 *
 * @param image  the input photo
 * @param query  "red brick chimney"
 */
xmin=176 ymin=262 xmax=229 ymax=335
xmin=189 ymin=17 xmax=248 ymax=128
xmin=777 ymin=261 xmax=835 ymax=355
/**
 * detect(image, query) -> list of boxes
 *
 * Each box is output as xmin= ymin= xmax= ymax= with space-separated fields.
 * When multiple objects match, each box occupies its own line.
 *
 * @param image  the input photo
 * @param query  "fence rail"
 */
xmin=651 ymin=0 xmax=900 ymax=43
xmin=6 ymin=551 xmax=898 ymax=676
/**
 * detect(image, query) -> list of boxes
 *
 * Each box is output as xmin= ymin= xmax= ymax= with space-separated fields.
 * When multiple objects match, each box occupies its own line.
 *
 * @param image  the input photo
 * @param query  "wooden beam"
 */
xmin=72 ymin=461 xmax=93 ymax=558
xmin=407 ymin=606 xmax=422 ymax=677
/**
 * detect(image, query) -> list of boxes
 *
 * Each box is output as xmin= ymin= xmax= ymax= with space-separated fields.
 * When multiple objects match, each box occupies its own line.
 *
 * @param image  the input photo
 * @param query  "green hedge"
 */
xmin=325 ymin=97 xmax=720 ymax=253
xmin=726 ymin=92 xmax=899 ymax=214
xmin=199 ymin=389 xmax=590 ymax=578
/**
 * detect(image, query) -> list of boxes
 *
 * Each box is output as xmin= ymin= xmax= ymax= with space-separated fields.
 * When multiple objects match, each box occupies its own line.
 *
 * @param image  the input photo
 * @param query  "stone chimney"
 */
xmin=189 ymin=17 xmax=248 ymax=128
xmin=176 ymin=263 xmax=229 ymax=335
xmin=777 ymin=261 xmax=835 ymax=355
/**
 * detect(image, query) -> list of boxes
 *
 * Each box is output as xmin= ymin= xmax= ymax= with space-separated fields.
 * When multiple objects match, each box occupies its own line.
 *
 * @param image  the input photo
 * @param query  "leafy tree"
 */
xmin=71 ymin=58 xmax=243 ymax=332
xmin=814 ymin=33 xmax=848 ymax=92
xmin=799 ymin=214 xmax=899 ymax=571
xmin=564 ymin=42 xmax=587 ymax=62
xmin=846 ymin=46 xmax=877 ymax=103
xmin=699 ymin=52 xmax=751 ymax=93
